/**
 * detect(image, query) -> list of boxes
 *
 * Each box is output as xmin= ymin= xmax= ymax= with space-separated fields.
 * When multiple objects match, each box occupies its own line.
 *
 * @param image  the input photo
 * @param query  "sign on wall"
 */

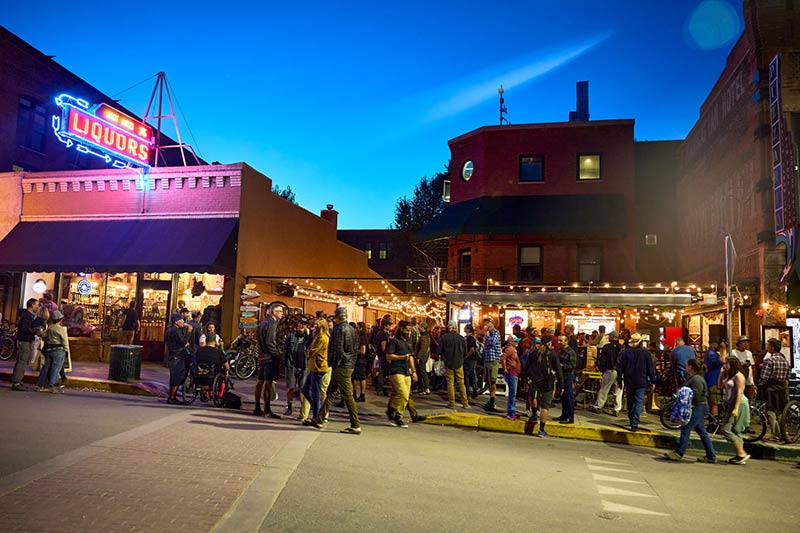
xmin=52 ymin=94 xmax=154 ymax=169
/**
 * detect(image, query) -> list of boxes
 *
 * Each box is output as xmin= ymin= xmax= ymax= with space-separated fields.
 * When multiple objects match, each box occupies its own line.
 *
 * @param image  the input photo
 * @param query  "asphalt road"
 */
xmin=1 ymin=386 xmax=798 ymax=532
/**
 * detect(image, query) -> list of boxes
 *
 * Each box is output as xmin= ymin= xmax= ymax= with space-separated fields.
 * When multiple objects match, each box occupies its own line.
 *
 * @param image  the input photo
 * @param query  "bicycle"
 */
xmin=780 ymin=399 xmax=800 ymax=443
xmin=227 ymin=334 xmax=258 ymax=380
xmin=0 ymin=322 xmax=17 ymax=361
xmin=660 ymin=394 xmax=767 ymax=442
xmin=181 ymin=364 xmax=231 ymax=406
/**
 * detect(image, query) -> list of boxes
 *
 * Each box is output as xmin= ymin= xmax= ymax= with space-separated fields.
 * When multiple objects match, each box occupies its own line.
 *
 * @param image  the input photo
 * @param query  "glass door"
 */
xmin=137 ymin=280 xmax=171 ymax=362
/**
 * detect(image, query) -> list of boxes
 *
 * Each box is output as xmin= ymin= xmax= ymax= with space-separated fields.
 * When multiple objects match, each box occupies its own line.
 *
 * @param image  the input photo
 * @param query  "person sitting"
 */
xmin=193 ymin=333 xmax=229 ymax=376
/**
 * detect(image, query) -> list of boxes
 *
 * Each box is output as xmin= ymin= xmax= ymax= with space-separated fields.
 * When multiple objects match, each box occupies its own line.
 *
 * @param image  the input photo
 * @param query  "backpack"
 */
xmin=670 ymin=386 xmax=693 ymax=425
xmin=221 ymin=391 xmax=242 ymax=409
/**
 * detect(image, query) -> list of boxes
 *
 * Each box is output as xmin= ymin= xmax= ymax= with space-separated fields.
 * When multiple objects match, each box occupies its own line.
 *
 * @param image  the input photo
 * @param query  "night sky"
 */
xmin=3 ymin=1 xmax=743 ymax=228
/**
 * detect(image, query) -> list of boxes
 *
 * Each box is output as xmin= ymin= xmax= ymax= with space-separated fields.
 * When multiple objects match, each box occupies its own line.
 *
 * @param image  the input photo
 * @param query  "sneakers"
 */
xmin=447 ymin=403 xmax=457 ymax=409
xmin=483 ymin=400 xmax=499 ymax=413
xmin=11 ymin=383 xmax=25 ymax=391
xmin=506 ymin=415 xmax=518 ymax=421
xmin=663 ymin=451 xmax=683 ymax=461
xmin=36 ymin=386 xmax=50 ymax=393
xmin=50 ymin=387 xmax=64 ymax=394
xmin=253 ymin=408 xmax=265 ymax=417
xmin=729 ymin=454 xmax=750 ymax=465
xmin=697 ymin=456 xmax=717 ymax=464
xmin=167 ymin=398 xmax=181 ymax=405
xmin=355 ymin=394 xmax=365 ymax=402
xmin=611 ymin=410 xmax=619 ymax=417
xmin=284 ymin=406 xmax=293 ymax=416
xmin=560 ymin=419 xmax=574 ymax=424
xmin=266 ymin=412 xmax=281 ymax=419
xmin=587 ymin=406 xmax=600 ymax=414
xmin=393 ymin=418 xmax=409 ymax=428
xmin=536 ymin=430 xmax=549 ymax=438
xmin=302 ymin=419 xmax=314 ymax=426
xmin=340 ymin=426 xmax=361 ymax=435
xmin=461 ymin=404 xmax=470 ymax=409
xmin=311 ymin=420 xmax=325 ymax=429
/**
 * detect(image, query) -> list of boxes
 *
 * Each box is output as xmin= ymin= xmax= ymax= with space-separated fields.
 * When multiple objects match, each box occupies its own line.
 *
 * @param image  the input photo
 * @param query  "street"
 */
xmin=1 ymin=386 xmax=799 ymax=532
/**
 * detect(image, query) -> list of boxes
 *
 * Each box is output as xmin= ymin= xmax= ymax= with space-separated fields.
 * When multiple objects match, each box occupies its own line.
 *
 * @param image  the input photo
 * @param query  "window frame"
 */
xmin=518 ymin=245 xmax=543 ymax=282
xmin=378 ymin=242 xmax=388 ymax=260
xmin=364 ymin=242 xmax=372 ymax=260
xmin=576 ymin=153 xmax=602 ymax=181
xmin=577 ymin=244 xmax=602 ymax=282
xmin=519 ymin=154 xmax=545 ymax=183
xmin=16 ymin=96 xmax=48 ymax=154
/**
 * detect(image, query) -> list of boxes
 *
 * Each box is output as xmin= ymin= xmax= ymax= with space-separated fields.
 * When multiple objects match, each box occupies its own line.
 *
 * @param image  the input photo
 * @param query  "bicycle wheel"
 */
xmin=235 ymin=354 xmax=257 ymax=380
xmin=180 ymin=374 xmax=197 ymax=405
xmin=659 ymin=401 xmax=682 ymax=430
xmin=0 ymin=336 xmax=14 ymax=360
xmin=743 ymin=405 xmax=767 ymax=443
xmin=780 ymin=400 xmax=800 ymax=444
xmin=212 ymin=374 xmax=225 ymax=407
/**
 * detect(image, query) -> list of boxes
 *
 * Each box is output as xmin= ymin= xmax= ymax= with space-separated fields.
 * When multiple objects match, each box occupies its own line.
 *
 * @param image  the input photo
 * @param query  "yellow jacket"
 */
xmin=307 ymin=331 xmax=329 ymax=372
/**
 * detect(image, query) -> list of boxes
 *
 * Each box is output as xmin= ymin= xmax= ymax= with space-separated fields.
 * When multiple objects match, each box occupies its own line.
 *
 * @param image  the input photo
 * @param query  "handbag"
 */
xmin=425 ymin=357 xmax=434 ymax=373
xmin=433 ymin=359 xmax=446 ymax=377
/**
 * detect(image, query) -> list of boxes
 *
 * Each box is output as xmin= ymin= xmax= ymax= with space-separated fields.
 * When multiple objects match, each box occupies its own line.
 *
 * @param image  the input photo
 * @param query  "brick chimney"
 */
xmin=320 ymin=204 xmax=338 ymax=228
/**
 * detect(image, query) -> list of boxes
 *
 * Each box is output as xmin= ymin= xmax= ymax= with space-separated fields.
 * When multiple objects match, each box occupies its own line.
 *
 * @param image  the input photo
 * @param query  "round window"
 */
xmin=461 ymin=160 xmax=474 ymax=181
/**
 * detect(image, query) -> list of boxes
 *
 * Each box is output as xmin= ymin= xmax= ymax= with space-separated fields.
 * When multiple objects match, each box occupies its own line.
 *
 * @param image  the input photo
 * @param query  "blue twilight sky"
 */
xmin=3 ymin=0 xmax=743 ymax=228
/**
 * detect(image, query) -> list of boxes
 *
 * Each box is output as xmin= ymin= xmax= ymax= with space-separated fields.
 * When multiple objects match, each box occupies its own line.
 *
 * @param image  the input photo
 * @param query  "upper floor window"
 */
xmin=577 ymin=245 xmax=602 ymax=281
xmin=16 ymin=96 xmax=47 ymax=153
xmin=461 ymin=161 xmax=474 ymax=181
xmin=519 ymin=155 xmax=544 ymax=182
xmin=364 ymin=242 xmax=372 ymax=259
xmin=577 ymin=154 xmax=601 ymax=180
xmin=519 ymin=246 xmax=543 ymax=282
xmin=379 ymin=242 xmax=388 ymax=260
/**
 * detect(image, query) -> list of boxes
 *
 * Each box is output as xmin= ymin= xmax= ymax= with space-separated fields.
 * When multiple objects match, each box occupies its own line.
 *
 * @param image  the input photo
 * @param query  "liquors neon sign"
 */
xmin=52 ymin=94 xmax=154 ymax=169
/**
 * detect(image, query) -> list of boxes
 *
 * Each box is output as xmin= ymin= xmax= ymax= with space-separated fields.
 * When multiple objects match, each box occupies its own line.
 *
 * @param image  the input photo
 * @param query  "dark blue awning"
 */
xmin=0 ymin=218 xmax=238 ymax=274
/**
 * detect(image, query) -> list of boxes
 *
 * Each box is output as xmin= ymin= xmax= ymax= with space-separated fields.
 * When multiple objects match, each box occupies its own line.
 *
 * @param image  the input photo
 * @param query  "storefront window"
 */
xmin=176 ymin=272 xmax=225 ymax=316
xmin=140 ymin=287 xmax=169 ymax=341
xmin=102 ymin=273 xmax=138 ymax=340
xmin=59 ymin=272 xmax=107 ymax=337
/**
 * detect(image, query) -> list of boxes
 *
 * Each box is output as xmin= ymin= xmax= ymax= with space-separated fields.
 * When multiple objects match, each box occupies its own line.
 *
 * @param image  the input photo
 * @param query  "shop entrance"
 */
xmin=137 ymin=280 xmax=171 ymax=361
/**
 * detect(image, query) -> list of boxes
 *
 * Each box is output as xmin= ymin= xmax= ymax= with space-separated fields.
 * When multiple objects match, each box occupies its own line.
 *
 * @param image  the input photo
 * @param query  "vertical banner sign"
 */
xmin=769 ymin=55 xmax=799 ymax=283
xmin=52 ymin=94 xmax=154 ymax=169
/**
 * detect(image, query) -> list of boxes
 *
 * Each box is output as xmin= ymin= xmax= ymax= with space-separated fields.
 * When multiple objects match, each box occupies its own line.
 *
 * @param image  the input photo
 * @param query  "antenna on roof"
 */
xmin=142 ymin=72 xmax=201 ymax=167
xmin=498 ymin=85 xmax=510 ymax=125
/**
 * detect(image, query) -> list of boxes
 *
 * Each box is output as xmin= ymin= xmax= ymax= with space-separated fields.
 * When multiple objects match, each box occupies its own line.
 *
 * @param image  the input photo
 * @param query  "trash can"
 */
xmin=108 ymin=344 xmax=143 ymax=381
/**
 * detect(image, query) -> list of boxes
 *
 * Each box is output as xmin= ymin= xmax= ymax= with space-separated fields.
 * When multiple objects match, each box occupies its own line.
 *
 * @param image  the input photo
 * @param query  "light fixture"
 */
xmin=32 ymin=279 xmax=47 ymax=294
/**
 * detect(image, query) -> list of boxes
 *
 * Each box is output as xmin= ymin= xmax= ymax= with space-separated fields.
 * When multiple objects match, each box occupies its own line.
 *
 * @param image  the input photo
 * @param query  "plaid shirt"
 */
xmin=483 ymin=328 xmax=501 ymax=362
xmin=758 ymin=352 xmax=790 ymax=386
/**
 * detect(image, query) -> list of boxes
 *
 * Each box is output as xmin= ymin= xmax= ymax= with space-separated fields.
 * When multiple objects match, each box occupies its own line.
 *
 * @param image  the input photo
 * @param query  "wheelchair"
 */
xmin=180 ymin=362 xmax=229 ymax=406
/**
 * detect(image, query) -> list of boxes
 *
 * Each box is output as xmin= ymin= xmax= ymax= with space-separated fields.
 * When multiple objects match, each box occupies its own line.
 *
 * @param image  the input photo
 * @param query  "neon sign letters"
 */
xmin=52 ymin=94 xmax=154 ymax=169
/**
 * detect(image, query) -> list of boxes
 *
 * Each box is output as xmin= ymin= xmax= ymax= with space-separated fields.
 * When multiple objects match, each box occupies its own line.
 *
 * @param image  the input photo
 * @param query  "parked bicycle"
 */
xmin=660 ymin=393 xmax=768 ymax=442
xmin=0 ymin=322 xmax=16 ymax=361
xmin=226 ymin=334 xmax=258 ymax=380
xmin=780 ymin=399 xmax=800 ymax=443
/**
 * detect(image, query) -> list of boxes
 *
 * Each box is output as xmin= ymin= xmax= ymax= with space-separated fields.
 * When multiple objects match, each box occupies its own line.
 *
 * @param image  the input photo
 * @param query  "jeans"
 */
xmin=388 ymin=373 xmax=412 ymax=418
xmin=445 ymin=367 xmax=469 ymax=407
xmin=463 ymin=358 xmax=478 ymax=393
xmin=37 ymin=349 xmax=66 ymax=388
xmin=594 ymin=370 xmax=622 ymax=411
xmin=676 ymin=404 xmax=715 ymax=458
xmin=12 ymin=340 xmax=34 ymax=384
xmin=302 ymin=372 xmax=324 ymax=420
xmin=417 ymin=355 xmax=430 ymax=390
xmin=627 ymin=387 xmax=646 ymax=428
xmin=560 ymin=372 xmax=575 ymax=421
xmin=301 ymin=369 xmax=331 ymax=421
xmin=317 ymin=367 xmax=360 ymax=428
xmin=505 ymin=373 xmax=518 ymax=416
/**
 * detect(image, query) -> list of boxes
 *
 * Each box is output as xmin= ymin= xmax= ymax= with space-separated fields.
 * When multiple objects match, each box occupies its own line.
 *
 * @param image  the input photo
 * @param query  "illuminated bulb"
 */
xmin=604 ymin=283 xmax=610 ymax=288
xmin=638 ymin=284 xmax=644 ymax=289
xmin=541 ymin=288 xmax=546 ymax=292
xmin=622 ymin=285 xmax=626 ymax=290
xmin=743 ymin=295 xmax=749 ymax=300
xmin=525 ymin=288 xmax=530 ymax=292
xmin=656 ymin=283 xmax=662 ymax=288
xmin=572 ymin=283 xmax=578 ymax=288
xmin=762 ymin=302 xmax=769 ymax=308
xmin=711 ymin=284 xmax=716 ymax=289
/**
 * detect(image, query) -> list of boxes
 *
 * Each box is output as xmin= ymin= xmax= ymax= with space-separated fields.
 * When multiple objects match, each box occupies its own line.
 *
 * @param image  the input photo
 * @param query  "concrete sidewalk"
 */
xmin=3 ymin=358 xmax=799 ymax=461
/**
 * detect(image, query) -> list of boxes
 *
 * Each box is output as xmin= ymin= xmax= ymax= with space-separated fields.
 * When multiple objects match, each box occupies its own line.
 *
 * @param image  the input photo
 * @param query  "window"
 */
xmin=379 ymin=242 xmax=388 ymax=260
xmin=577 ymin=245 xmax=602 ymax=281
xmin=16 ymin=97 xmax=48 ymax=153
xmin=577 ymin=154 xmax=601 ymax=180
xmin=458 ymin=250 xmax=472 ymax=281
xmin=461 ymin=160 xmax=474 ymax=181
xmin=519 ymin=155 xmax=544 ymax=182
xmin=519 ymin=246 xmax=542 ymax=282
xmin=364 ymin=242 xmax=372 ymax=259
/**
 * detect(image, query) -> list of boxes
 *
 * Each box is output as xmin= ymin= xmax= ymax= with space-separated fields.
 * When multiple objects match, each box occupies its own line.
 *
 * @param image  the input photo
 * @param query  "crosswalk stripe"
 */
xmin=591 ymin=473 xmax=646 ymax=484
xmin=596 ymin=485 xmax=657 ymax=497
xmin=584 ymin=457 xmax=632 ymax=467
xmin=586 ymin=465 xmax=635 ymax=473
xmin=601 ymin=500 xmax=668 ymax=516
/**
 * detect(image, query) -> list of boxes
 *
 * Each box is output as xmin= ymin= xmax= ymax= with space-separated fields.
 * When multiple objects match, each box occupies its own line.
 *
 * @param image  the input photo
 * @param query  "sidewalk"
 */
xmin=3 ymin=359 xmax=799 ymax=461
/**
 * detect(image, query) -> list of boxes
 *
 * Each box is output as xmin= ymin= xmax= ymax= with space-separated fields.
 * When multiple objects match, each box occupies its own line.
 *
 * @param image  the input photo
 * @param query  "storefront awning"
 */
xmin=414 ymin=194 xmax=626 ymax=242
xmin=445 ymin=291 xmax=692 ymax=308
xmin=0 ymin=218 xmax=238 ymax=274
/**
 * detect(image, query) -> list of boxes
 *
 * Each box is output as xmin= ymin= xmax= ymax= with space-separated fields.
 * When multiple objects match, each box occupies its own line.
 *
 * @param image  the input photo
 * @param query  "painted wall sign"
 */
xmin=77 ymin=279 xmax=93 ymax=296
xmin=52 ymin=94 xmax=153 ymax=169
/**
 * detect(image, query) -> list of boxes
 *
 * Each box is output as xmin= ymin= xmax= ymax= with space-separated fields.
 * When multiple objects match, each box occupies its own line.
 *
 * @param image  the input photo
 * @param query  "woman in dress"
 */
xmin=719 ymin=356 xmax=750 ymax=465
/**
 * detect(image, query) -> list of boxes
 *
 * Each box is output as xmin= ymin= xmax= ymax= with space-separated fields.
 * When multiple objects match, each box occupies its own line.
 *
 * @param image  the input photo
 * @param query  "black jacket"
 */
xmin=328 ymin=321 xmax=358 ymax=369
xmin=284 ymin=331 xmax=311 ymax=369
xmin=16 ymin=309 xmax=36 ymax=342
xmin=165 ymin=326 xmax=189 ymax=358
xmin=596 ymin=340 xmax=622 ymax=373
xmin=559 ymin=346 xmax=577 ymax=374
xmin=438 ymin=331 xmax=467 ymax=369
xmin=525 ymin=349 xmax=564 ymax=391
xmin=257 ymin=317 xmax=279 ymax=361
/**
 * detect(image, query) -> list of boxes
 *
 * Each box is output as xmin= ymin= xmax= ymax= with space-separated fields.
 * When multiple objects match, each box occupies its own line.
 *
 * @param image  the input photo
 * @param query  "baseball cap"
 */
xmin=170 ymin=312 xmax=182 ymax=324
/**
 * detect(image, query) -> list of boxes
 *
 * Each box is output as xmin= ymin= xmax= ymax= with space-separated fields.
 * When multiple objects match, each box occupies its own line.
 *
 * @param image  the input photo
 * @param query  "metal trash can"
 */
xmin=108 ymin=344 xmax=143 ymax=381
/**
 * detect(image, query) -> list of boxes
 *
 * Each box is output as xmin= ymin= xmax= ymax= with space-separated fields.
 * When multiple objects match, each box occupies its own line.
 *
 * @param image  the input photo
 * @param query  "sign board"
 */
xmin=240 ymin=312 xmax=255 ymax=318
xmin=238 ymin=317 xmax=257 ymax=323
xmin=240 ymin=305 xmax=259 ymax=312
xmin=77 ymin=279 xmax=93 ymax=296
xmin=239 ymin=322 xmax=258 ymax=329
xmin=241 ymin=289 xmax=260 ymax=299
xmin=52 ymin=94 xmax=153 ymax=168
xmin=504 ymin=309 xmax=528 ymax=338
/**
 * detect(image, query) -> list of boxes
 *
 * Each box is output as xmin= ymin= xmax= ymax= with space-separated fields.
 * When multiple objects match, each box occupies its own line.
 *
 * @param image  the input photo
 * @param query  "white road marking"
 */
xmin=596 ymin=484 xmax=657 ymax=497
xmin=583 ymin=457 xmax=632 ymax=466
xmin=601 ymin=500 xmax=668 ymax=516
xmin=585 ymin=464 xmax=636 ymax=473
xmin=591 ymin=473 xmax=646 ymax=484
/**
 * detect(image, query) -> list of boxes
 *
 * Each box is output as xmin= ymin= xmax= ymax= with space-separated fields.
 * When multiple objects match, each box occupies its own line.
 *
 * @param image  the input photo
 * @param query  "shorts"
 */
xmin=532 ymin=388 xmax=554 ymax=410
xmin=353 ymin=362 xmax=367 ymax=381
xmin=257 ymin=358 xmax=280 ymax=381
xmin=708 ymin=385 xmax=722 ymax=405
xmin=286 ymin=367 xmax=306 ymax=388
xmin=486 ymin=360 xmax=500 ymax=382
xmin=168 ymin=356 xmax=186 ymax=388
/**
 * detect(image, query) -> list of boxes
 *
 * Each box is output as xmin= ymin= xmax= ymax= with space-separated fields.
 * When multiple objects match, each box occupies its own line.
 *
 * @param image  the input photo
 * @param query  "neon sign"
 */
xmin=52 ymin=94 xmax=154 ymax=169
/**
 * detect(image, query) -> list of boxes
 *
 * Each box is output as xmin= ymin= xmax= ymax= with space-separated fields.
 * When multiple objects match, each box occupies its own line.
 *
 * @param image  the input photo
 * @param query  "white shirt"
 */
xmin=731 ymin=348 xmax=755 ymax=385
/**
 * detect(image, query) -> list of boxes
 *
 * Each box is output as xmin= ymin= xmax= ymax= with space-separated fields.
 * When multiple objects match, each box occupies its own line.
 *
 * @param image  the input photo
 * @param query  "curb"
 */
xmin=1 ymin=371 xmax=159 ymax=397
xmin=423 ymin=412 xmax=800 ymax=462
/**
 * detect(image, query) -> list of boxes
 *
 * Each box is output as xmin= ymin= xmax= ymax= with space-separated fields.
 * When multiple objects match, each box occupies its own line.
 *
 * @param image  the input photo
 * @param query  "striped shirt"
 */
xmin=483 ymin=328 xmax=501 ymax=362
